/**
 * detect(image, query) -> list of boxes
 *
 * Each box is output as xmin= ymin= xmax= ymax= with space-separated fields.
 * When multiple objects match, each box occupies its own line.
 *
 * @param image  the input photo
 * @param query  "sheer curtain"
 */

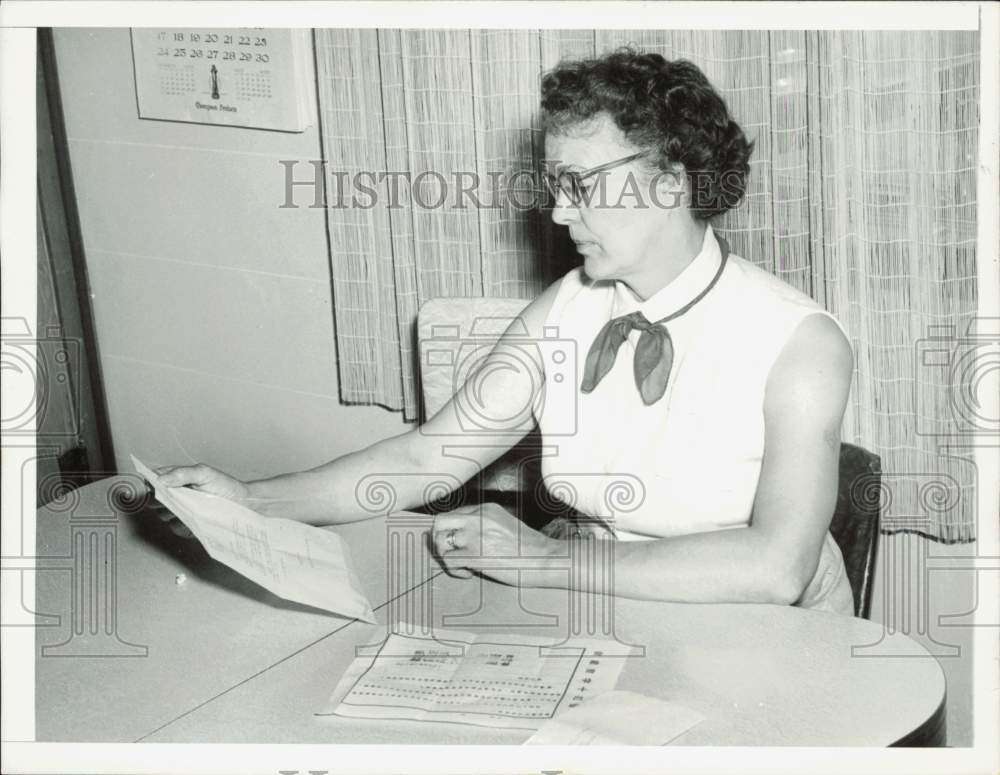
xmin=313 ymin=29 xmax=980 ymax=541
xmin=812 ymin=31 xmax=979 ymax=543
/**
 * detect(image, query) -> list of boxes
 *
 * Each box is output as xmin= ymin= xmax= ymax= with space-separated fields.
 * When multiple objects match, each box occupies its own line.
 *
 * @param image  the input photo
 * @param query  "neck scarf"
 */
xmin=580 ymin=233 xmax=730 ymax=405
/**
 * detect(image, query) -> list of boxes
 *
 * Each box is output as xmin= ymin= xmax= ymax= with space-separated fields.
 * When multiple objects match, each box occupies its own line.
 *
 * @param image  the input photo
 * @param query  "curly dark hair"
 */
xmin=540 ymin=48 xmax=754 ymax=220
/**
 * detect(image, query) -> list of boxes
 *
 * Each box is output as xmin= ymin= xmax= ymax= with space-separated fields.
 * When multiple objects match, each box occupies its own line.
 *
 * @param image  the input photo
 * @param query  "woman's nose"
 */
xmin=550 ymin=191 xmax=580 ymax=225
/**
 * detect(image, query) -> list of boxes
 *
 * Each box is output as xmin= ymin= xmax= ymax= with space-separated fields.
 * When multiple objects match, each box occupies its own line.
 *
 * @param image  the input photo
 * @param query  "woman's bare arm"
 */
xmin=157 ymin=281 xmax=563 ymax=525
xmin=604 ymin=314 xmax=854 ymax=603
xmin=434 ymin=313 xmax=854 ymax=604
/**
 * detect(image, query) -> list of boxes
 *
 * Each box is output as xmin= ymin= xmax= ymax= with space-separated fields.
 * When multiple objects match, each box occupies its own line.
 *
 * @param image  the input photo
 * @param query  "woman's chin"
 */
xmin=581 ymin=252 xmax=613 ymax=281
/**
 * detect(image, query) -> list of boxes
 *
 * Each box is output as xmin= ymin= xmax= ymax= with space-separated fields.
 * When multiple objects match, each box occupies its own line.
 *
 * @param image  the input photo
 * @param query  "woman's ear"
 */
xmin=649 ymin=164 xmax=687 ymax=213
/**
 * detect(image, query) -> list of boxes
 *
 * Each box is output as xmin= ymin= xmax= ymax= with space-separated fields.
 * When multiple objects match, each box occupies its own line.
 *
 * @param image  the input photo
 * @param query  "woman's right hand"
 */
xmin=154 ymin=464 xmax=249 ymax=501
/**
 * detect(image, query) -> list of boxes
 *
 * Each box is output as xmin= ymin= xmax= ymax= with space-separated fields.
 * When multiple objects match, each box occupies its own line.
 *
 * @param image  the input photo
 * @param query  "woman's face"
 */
xmin=544 ymin=113 xmax=686 ymax=293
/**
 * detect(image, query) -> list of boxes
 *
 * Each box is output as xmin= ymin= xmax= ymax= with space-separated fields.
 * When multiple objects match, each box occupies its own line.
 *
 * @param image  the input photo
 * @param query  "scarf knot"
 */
xmin=578 ymin=233 xmax=730 ymax=406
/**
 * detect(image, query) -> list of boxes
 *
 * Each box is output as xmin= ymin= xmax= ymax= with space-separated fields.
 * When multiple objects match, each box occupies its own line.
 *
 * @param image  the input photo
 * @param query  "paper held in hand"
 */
xmin=132 ymin=456 xmax=375 ymax=623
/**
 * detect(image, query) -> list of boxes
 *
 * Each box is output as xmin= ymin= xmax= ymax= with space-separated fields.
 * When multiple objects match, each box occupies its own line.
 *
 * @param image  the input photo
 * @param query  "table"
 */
xmin=35 ymin=477 xmax=946 ymax=746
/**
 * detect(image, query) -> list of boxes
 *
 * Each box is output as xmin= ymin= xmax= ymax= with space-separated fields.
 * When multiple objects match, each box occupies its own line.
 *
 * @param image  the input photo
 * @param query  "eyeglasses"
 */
xmin=542 ymin=151 xmax=647 ymax=206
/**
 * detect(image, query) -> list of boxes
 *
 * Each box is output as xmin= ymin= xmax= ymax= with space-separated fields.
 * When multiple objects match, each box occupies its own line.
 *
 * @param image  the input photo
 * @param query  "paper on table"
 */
xmin=133 ymin=456 xmax=375 ymax=623
xmin=318 ymin=626 xmax=635 ymax=730
xmin=523 ymin=690 xmax=704 ymax=745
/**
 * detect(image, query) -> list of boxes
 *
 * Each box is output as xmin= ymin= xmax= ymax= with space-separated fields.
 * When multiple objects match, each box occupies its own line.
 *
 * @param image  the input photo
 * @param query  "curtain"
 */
xmin=815 ymin=32 xmax=980 ymax=543
xmin=313 ymin=29 xmax=980 ymax=542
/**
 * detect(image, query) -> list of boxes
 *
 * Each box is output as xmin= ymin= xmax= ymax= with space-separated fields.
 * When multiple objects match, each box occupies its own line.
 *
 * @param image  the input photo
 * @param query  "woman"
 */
xmin=157 ymin=49 xmax=855 ymax=615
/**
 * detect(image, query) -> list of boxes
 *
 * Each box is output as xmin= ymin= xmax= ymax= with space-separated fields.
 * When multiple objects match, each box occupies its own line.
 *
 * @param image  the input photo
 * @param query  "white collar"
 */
xmin=612 ymin=224 xmax=723 ymax=322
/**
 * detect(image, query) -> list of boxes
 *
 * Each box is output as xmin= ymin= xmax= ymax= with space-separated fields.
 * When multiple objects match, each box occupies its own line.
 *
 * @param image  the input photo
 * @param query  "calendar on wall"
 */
xmin=130 ymin=28 xmax=313 ymax=132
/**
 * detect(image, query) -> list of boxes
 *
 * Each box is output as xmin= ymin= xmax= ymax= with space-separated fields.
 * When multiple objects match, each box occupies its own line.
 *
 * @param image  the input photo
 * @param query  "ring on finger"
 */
xmin=446 ymin=528 xmax=458 ymax=551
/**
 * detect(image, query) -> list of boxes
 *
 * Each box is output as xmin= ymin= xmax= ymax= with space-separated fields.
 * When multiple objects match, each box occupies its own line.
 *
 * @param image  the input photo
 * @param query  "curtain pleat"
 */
xmin=470 ymin=30 xmax=547 ymax=299
xmin=313 ymin=29 xmax=979 ymax=541
xmin=376 ymin=29 xmax=421 ymax=419
xmin=314 ymin=30 xmax=404 ymax=412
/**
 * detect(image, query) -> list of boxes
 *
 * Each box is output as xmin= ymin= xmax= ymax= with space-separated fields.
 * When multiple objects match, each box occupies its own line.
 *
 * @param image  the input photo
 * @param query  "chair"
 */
xmin=829 ymin=442 xmax=882 ymax=618
xmin=417 ymin=297 xmax=546 ymax=519
xmin=417 ymin=297 xmax=883 ymax=618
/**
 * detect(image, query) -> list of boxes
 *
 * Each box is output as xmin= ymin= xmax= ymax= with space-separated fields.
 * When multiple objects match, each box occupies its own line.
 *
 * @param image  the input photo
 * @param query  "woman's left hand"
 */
xmin=431 ymin=502 xmax=558 ymax=586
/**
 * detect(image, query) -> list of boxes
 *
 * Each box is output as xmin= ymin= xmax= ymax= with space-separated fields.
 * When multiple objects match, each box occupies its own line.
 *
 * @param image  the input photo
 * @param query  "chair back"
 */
xmin=831 ymin=442 xmax=882 ymax=618
xmin=418 ymin=297 xmax=533 ymax=423
xmin=417 ymin=297 xmax=537 ymax=498
xmin=417 ymin=297 xmax=883 ymax=616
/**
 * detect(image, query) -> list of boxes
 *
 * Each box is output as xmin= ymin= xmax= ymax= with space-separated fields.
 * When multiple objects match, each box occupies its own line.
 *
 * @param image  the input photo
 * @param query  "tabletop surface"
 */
xmin=35 ymin=477 xmax=946 ymax=746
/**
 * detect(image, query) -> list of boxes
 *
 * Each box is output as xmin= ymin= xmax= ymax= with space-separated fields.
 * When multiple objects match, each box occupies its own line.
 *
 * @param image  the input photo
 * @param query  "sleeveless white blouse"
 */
xmin=534 ymin=225 xmax=855 ymax=614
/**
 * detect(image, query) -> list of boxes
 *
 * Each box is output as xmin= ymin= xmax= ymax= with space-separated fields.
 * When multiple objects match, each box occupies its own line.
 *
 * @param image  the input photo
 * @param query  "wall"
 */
xmin=36 ymin=204 xmax=77 ymax=491
xmin=52 ymin=28 xmax=407 ymax=482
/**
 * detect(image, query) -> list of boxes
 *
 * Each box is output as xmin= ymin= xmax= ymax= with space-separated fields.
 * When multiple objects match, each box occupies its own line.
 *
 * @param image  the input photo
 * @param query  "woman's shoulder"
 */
xmin=713 ymin=250 xmax=851 ymax=361
xmin=724 ymin=252 xmax=848 ymax=325
xmin=722 ymin=252 xmax=824 ymax=311
xmin=517 ymin=267 xmax=589 ymax=338
xmin=538 ymin=265 xmax=615 ymax=325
